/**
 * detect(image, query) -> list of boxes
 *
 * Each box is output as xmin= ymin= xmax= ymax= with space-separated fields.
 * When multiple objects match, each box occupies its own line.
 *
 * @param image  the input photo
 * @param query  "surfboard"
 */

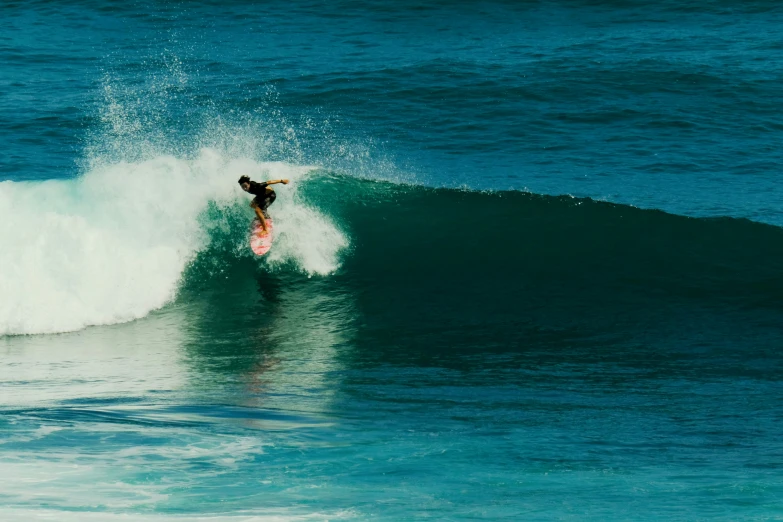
xmin=250 ymin=218 xmax=274 ymax=256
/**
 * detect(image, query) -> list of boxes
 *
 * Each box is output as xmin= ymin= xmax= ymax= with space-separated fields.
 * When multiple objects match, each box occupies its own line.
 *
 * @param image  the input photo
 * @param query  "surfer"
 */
xmin=238 ymin=175 xmax=289 ymax=235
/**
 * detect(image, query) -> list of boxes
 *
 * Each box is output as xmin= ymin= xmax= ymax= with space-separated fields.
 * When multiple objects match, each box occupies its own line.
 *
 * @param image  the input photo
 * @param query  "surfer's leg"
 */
xmin=259 ymin=192 xmax=275 ymax=220
xmin=262 ymin=191 xmax=276 ymax=215
xmin=251 ymin=202 xmax=268 ymax=233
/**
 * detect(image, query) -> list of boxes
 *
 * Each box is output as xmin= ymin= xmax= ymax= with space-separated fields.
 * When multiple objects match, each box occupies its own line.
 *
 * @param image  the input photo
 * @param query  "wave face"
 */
xmin=176 ymin=173 xmax=783 ymax=350
xmin=299 ymin=176 xmax=783 ymax=340
xmin=5 ymin=165 xmax=783 ymax=337
xmin=0 ymin=152 xmax=345 ymax=335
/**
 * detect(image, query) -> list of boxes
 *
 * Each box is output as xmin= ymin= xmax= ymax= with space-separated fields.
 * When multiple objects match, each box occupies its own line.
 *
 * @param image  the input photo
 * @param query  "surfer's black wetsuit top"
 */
xmin=248 ymin=181 xmax=277 ymax=218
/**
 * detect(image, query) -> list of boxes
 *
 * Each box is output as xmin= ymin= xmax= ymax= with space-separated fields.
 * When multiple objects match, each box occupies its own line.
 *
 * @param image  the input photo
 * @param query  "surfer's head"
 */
xmin=238 ymin=175 xmax=251 ymax=191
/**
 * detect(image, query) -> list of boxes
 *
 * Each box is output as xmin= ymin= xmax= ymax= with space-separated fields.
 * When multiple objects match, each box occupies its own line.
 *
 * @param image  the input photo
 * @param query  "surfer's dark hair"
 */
xmin=238 ymin=175 xmax=251 ymax=185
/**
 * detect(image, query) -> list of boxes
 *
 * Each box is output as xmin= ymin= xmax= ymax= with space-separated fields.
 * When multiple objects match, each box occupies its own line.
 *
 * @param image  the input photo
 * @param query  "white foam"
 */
xmin=0 ymin=150 xmax=347 ymax=335
xmin=265 ymin=183 xmax=349 ymax=275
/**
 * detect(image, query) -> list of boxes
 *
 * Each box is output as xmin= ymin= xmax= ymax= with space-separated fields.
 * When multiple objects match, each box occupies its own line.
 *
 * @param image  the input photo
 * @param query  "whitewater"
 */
xmin=0 ymin=152 xmax=347 ymax=335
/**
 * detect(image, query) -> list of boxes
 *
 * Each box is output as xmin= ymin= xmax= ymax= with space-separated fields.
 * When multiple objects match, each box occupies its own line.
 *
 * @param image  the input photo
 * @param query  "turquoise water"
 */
xmin=2 ymin=1 xmax=783 ymax=520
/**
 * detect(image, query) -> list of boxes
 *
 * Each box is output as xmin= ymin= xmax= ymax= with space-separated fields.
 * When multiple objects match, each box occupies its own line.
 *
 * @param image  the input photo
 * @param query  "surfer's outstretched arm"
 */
xmin=264 ymin=179 xmax=289 ymax=185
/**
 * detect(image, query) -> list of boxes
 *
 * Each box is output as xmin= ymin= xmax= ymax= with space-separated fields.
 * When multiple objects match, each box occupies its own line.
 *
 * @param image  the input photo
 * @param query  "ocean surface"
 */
xmin=2 ymin=1 xmax=783 ymax=520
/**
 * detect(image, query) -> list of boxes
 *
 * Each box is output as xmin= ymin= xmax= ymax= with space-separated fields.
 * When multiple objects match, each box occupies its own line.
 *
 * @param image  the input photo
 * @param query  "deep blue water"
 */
xmin=2 ymin=1 xmax=783 ymax=520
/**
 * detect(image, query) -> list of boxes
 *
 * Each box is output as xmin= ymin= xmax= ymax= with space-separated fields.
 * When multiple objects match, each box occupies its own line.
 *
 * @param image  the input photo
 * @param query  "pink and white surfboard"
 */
xmin=249 ymin=218 xmax=274 ymax=256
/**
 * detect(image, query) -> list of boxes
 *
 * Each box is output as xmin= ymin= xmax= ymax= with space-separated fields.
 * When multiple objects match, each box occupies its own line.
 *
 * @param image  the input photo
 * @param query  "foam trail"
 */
xmin=0 ymin=150 xmax=346 ymax=336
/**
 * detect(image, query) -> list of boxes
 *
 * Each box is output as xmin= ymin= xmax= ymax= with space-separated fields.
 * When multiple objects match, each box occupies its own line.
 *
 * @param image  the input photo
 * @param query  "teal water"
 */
xmin=2 ymin=1 xmax=783 ymax=520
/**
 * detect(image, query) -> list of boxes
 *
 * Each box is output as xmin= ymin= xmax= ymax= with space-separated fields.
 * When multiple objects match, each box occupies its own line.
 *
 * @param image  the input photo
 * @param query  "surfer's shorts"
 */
xmin=253 ymin=191 xmax=276 ymax=218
